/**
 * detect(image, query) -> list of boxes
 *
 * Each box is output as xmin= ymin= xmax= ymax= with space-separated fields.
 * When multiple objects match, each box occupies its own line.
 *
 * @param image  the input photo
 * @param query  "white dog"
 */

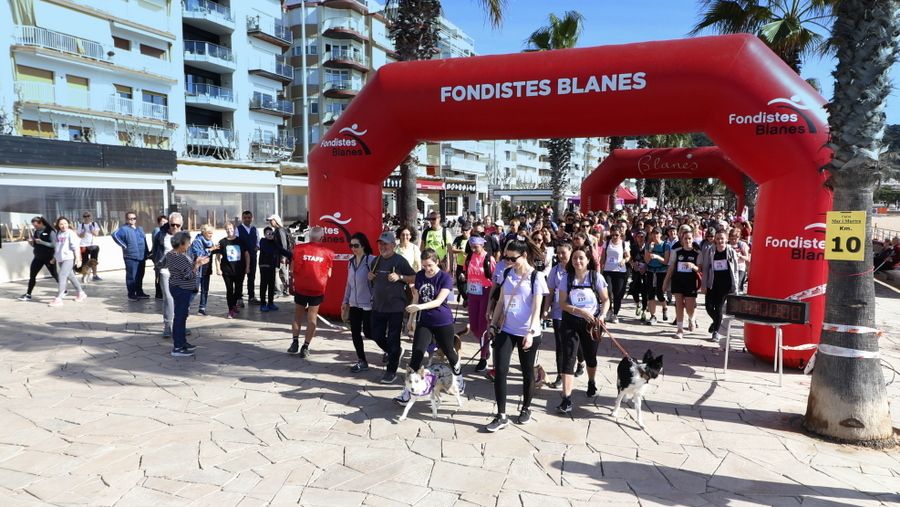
xmin=397 ymin=363 xmax=465 ymax=421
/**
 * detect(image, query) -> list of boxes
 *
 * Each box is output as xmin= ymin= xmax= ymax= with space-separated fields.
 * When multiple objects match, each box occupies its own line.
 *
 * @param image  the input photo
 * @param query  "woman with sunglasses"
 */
xmin=599 ymin=225 xmax=631 ymax=323
xmin=484 ymin=239 xmax=548 ymax=432
xmin=530 ymin=232 xmax=553 ymax=278
xmin=663 ymin=229 xmax=701 ymax=339
xmin=342 ymin=232 xmax=377 ymax=373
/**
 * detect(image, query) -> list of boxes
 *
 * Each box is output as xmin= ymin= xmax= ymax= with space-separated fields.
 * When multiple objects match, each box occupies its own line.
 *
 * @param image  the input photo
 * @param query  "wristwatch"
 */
xmin=490 ymin=325 xmax=500 ymax=334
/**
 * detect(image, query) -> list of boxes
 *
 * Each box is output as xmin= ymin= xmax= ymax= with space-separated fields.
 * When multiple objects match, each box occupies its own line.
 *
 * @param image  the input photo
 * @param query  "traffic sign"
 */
xmin=824 ymin=210 xmax=866 ymax=261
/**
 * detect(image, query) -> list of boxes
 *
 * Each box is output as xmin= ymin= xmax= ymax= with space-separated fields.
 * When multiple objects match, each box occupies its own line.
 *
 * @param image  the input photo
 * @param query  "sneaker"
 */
xmin=248 ymin=298 xmax=261 ymax=305
xmin=350 ymin=360 xmax=369 ymax=373
xmin=708 ymin=332 xmax=719 ymax=343
xmin=575 ymin=362 xmax=585 ymax=378
xmin=198 ymin=307 xmax=207 ymax=316
xmin=92 ymin=275 xmax=102 ymax=281
xmin=675 ymin=330 xmax=684 ymax=340
xmin=486 ymin=368 xmax=496 ymax=382
xmin=137 ymin=294 xmax=151 ymax=299
xmin=382 ymin=352 xmax=389 ymax=365
xmin=260 ymin=304 xmax=270 ymax=312
xmin=183 ymin=342 xmax=197 ymax=352
xmin=163 ymin=330 xmax=172 ymax=339
xmin=662 ymin=309 xmax=669 ymax=321
xmin=475 ymin=358 xmax=488 ymax=372
xmin=708 ymin=322 xmax=716 ymax=333
xmin=75 ymin=292 xmax=87 ymax=303
xmin=646 ymin=315 xmax=657 ymax=326
xmin=485 ymin=415 xmax=509 ymax=432
xmin=452 ymin=362 xmax=461 ymax=376
xmin=299 ymin=343 xmax=310 ymax=358
xmin=128 ymin=297 xmax=139 ymax=302
xmin=17 ymin=294 xmax=31 ymax=301
xmin=48 ymin=297 xmax=63 ymax=307
xmin=171 ymin=347 xmax=194 ymax=357
xmin=287 ymin=340 xmax=300 ymax=355
xmin=269 ymin=303 xmax=279 ymax=311
xmin=237 ymin=299 xmax=245 ymax=308
xmin=609 ymin=314 xmax=619 ymax=324
xmin=586 ymin=380 xmax=597 ymax=398
xmin=548 ymin=376 xmax=562 ymax=389
xmin=393 ymin=390 xmax=410 ymax=406
xmin=380 ymin=371 xmax=397 ymax=384
xmin=557 ymin=397 xmax=573 ymax=414
xmin=226 ymin=310 xmax=234 ymax=320
xmin=517 ymin=408 xmax=532 ymax=425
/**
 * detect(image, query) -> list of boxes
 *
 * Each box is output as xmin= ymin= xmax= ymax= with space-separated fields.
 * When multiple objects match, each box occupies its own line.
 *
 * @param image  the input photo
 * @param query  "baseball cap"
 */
xmin=378 ymin=231 xmax=397 ymax=244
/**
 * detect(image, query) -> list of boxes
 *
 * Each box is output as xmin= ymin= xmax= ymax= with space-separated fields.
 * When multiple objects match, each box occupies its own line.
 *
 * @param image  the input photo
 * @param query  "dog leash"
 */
xmin=460 ymin=331 xmax=492 ymax=369
xmin=597 ymin=320 xmax=631 ymax=359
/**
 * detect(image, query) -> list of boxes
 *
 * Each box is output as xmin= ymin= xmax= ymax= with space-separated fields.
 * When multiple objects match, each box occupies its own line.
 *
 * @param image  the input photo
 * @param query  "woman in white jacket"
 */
xmin=49 ymin=217 xmax=87 ymax=307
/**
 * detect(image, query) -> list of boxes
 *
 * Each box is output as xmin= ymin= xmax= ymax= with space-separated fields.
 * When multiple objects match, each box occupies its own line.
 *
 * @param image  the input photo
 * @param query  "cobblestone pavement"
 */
xmin=0 ymin=271 xmax=898 ymax=506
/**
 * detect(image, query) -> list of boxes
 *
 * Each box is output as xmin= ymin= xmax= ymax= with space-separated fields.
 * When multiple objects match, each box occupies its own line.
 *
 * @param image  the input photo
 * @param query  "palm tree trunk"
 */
xmin=657 ymin=179 xmax=666 ymax=209
xmin=804 ymin=0 xmax=897 ymax=446
xmin=399 ymin=157 xmax=418 ymax=231
xmin=635 ymin=178 xmax=644 ymax=208
xmin=548 ymin=138 xmax=573 ymax=217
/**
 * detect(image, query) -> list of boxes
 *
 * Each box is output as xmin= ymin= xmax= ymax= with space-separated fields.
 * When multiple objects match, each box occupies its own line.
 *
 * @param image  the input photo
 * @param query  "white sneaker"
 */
xmin=709 ymin=332 xmax=719 ymax=342
xmin=48 ymin=298 xmax=63 ymax=307
xmin=687 ymin=319 xmax=695 ymax=332
xmin=75 ymin=292 xmax=87 ymax=303
xmin=675 ymin=330 xmax=684 ymax=340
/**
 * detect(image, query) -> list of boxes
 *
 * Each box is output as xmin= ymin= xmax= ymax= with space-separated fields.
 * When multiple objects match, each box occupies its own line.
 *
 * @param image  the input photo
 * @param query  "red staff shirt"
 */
xmin=291 ymin=243 xmax=335 ymax=296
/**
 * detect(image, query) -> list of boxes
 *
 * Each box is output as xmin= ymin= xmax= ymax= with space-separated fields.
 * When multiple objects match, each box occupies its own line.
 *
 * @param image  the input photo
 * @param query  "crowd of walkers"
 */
xmin=16 ymin=204 xmax=754 ymax=429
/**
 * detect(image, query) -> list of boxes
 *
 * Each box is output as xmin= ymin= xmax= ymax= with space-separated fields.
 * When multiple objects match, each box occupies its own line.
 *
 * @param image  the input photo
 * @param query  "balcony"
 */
xmin=246 ymin=16 xmax=291 ymax=48
xmin=186 ymin=125 xmax=237 ymax=159
xmin=184 ymin=40 xmax=236 ymax=73
xmin=15 ymin=81 xmax=55 ymax=104
xmin=323 ymin=80 xmax=360 ymax=99
xmin=323 ymin=49 xmax=369 ymax=72
xmin=250 ymin=131 xmax=295 ymax=161
xmin=248 ymin=56 xmax=293 ymax=83
xmin=12 ymin=25 xmax=109 ymax=62
xmin=105 ymin=95 xmax=169 ymax=122
xmin=321 ymin=17 xmax=369 ymax=42
xmin=321 ymin=0 xmax=368 ymax=15
xmin=182 ymin=0 xmax=235 ymax=34
xmin=185 ymin=83 xmax=236 ymax=111
xmin=445 ymin=156 xmax=487 ymax=176
xmin=249 ymin=95 xmax=293 ymax=117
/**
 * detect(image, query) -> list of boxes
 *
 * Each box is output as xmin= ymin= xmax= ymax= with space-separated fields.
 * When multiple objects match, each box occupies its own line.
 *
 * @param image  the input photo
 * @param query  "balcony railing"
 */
xmin=250 ymin=95 xmax=293 ymax=115
xmin=187 ymin=124 xmax=235 ymax=144
xmin=324 ymin=49 xmax=367 ymax=66
xmin=323 ymin=80 xmax=360 ymax=92
xmin=15 ymin=81 xmax=55 ymax=104
xmin=246 ymin=16 xmax=291 ymax=44
xmin=321 ymin=17 xmax=366 ymax=34
xmin=182 ymin=0 xmax=233 ymax=22
xmin=68 ymin=88 xmax=91 ymax=109
xmin=105 ymin=95 xmax=169 ymax=121
xmin=185 ymin=83 xmax=235 ymax=103
xmin=184 ymin=40 xmax=234 ymax=63
xmin=249 ymin=56 xmax=293 ymax=80
xmin=13 ymin=25 xmax=108 ymax=61
xmin=251 ymin=131 xmax=295 ymax=148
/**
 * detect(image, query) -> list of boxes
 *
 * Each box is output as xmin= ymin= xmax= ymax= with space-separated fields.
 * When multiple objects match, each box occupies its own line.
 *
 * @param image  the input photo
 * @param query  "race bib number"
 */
xmin=467 ymin=282 xmax=483 ymax=296
xmin=677 ymin=262 xmax=692 ymax=273
xmin=713 ymin=259 xmax=728 ymax=271
xmin=506 ymin=295 xmax=523 ymax=312
xmin=226 ymin=244 xmax=241 ymax=262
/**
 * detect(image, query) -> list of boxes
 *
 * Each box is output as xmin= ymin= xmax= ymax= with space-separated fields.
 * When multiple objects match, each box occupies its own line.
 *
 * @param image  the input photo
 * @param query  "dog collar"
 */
xmin=638 ymin=364 xmax=652 ymax=381
xmin=410 ymin=370 xmax=437 ymax=397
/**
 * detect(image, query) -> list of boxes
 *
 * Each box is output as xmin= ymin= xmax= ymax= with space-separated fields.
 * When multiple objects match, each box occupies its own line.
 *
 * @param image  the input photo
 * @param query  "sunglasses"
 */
xmin=82 ymin=215 xmax=91 ymax=218
xmin=504 ymin=255 xmax=521 ymax=262
xmin=171 ymin=223 xmax=183 ymax=228
xmin=350 ymin=243 xmax=361 ymax=248
xmin=127 ymin=217 xmax=137 ymax=221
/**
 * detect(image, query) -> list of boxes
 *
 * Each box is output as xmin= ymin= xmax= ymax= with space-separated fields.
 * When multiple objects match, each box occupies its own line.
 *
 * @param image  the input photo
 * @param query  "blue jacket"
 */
xmin=190 ymin=234 xmax=215 ymax=276
xmin=342 ymin=254 xmax=377 ymax=310
xmin=112 ymin=225 xmax=149 ymax=260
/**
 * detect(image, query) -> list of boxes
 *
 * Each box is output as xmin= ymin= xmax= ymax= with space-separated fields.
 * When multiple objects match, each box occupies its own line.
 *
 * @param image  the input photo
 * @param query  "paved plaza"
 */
xmin=0 ymin=271 xmax=898 ymax=506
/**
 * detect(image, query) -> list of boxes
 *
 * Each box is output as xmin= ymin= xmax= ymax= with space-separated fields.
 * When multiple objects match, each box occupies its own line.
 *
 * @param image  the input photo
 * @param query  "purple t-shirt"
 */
xmin=415 ymin=270 xmax=454 ymax=328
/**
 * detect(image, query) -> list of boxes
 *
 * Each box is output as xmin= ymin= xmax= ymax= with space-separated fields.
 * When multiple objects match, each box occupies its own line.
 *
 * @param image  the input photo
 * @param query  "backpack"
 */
xmin=490 ymin=266 xmax=538 ymax=305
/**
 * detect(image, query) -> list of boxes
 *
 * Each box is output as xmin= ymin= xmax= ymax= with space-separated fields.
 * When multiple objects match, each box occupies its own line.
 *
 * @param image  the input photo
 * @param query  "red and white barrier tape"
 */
xmin=822 ymin=322 xmax=883 ymax=336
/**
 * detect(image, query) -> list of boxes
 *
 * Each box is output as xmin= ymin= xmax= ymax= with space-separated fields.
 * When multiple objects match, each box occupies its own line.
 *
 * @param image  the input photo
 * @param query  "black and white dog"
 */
xmin=612 ymin=349 xmax=664 ymax=428
xmin=397 ymin=363 xmax=465 ymax=421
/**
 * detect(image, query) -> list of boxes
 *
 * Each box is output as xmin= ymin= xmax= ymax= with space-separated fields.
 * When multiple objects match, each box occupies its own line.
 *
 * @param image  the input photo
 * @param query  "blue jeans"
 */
xmin=371 ymin=311 xmax=404 ymax=375
xmin=124 ymin=258 xmax=143 ymax=297
xmin=171 ymin=285 xmax=194 ymax=349
xmin=196 ymin=266 xmax=211 ymax=309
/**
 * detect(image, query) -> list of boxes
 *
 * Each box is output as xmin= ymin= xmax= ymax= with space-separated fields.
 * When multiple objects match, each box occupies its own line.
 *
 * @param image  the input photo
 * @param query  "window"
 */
xmin=66 ymin=75 xmax=89 ymax=108
xmin=325 ymin=69 xmax=349 ymax=83
xmin=445 ymin=196 xmax=459 ymax=217
xmin=140 ymin=44 xmax=166 ymax=59
xmin=68 ymin=125 xmax=92 ymax=142
xmin=307 ymin=43 xmax=317 ymax=55
xmin=113 ymin=36 xmax=131 ymax=50
xmin=172 ymin=191 xmax=276 ymax=232
xmin=114 ymin=84 xmax=132 ymax=99
xmin=142 ymin=91 xmax=167 ymax=106
xmin=309 ymin=100 xmax=318 ymax=114
xmin=117 ymin=131 xmax=133 ymax=145
xmin=16 ymin=65 xmax=53 ymax=83
xmin=20 ymin=120 xmax=55 ymax=139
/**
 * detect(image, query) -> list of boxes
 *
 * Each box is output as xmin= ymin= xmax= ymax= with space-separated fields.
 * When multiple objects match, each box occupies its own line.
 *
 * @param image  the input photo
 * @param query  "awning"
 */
xmin=416 ymin=194 xmax=435 ymax=205
xmin=616 ymin=185 xmax=638 ymax=204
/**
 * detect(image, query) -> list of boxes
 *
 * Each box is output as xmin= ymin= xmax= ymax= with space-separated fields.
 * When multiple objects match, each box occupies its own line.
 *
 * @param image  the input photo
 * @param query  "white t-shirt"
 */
xmin=499 ymin=268 xmax=549 ymax=337
xmin=76 ymin=221 xmax=100 ymax=247
xmin=561 ymin=271 xmax=608 ymax=317
xmin=603 ymin=241 xmax=627 ymax=272
xmin=160 ymin=233 xmax=175 ymax=272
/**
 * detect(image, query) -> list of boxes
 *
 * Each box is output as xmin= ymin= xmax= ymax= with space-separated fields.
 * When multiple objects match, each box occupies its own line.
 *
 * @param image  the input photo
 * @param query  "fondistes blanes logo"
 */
xmin=320 ymin=123 xmax=371 ymax=157
xmin=728 ymin=95 xmax=819 ymax=136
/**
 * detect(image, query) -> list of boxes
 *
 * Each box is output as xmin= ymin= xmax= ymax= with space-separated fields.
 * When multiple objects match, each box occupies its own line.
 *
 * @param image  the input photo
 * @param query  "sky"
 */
xmin=440 ymin=0 xmax=900 ymax=125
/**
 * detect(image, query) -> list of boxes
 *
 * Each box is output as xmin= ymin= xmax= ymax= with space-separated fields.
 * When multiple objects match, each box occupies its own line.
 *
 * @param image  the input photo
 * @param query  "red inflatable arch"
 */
xmin=309 ymin=34 xmax=831 ymax=367
xmin=580 ymin=148 xmax=746 ymax=213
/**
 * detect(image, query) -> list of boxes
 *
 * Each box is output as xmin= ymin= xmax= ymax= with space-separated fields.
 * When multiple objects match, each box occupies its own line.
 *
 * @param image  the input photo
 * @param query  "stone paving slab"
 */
xmin=0 ymin=271 xmax=898 ymax=506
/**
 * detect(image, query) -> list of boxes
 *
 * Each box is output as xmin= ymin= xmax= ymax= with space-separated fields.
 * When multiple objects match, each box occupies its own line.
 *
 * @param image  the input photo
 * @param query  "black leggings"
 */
xmin=259 ymin=266 xmax=277 ymax=306
xmin=603 ymin=271 xmax=629 ymax=315
xmin=410 ymin=323 xmax=459 ymax=371
xmin=630 ymin=271 xmax=648 ymax=311
xmin=647 ymin=271 xmax=667 ymax=302
xmin=705 ymin=282 xmax=732 ymax=332
xmin=553 ymin=318 xmax=584 ymax=376
xmin=27 ymin=256 xmax=59 ymax=294
xmin=492 ymin=331 xmax=542 ymax=415
xmin=349 ymin=306 xmax=372 ymax=362
xmin=223 ymin=274 xmax=244 ymax=310
xmin=560 ymin=312 xmax=599 ymax=374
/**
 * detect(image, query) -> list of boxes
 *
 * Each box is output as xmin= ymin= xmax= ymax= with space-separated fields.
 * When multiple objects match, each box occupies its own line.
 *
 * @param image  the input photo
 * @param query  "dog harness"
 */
xmin=410 ymin=370 xmax=437 ymax=397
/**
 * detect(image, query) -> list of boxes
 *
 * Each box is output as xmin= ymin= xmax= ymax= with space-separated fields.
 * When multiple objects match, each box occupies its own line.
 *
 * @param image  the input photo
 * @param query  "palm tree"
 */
xmin=524 ymin=11 xmax=584 ymax=218
xmin=690 ymin=1 xmax=835 ymax=72
xmin=388 ymin=0 xmax=505 ymax=231
xmin=804 ymin=0 xmax=898 ymax=445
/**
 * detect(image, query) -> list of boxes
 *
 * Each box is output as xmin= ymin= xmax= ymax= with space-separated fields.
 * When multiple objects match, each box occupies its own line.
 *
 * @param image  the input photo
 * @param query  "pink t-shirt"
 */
xmin=466 ymin=251 xmax=494 ymax=295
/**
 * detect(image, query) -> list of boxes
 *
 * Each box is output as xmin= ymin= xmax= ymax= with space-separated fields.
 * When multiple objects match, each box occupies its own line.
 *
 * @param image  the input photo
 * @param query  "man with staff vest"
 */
xmin=287 ymin=226 xmax=334 ymax=358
